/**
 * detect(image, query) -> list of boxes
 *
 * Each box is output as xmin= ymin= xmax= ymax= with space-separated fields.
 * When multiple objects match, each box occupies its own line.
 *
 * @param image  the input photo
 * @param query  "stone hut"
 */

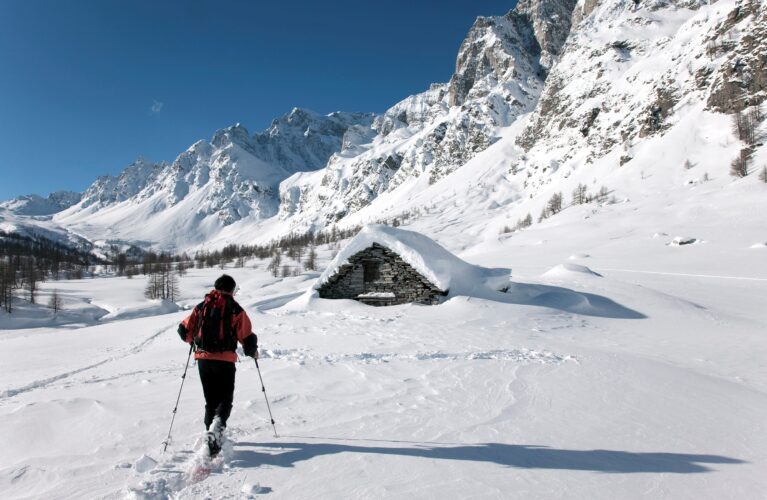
xmin=318 ymin=242 xmax=446 ymax=306
xmin=315 ymin=224 xmax=511 ymax=306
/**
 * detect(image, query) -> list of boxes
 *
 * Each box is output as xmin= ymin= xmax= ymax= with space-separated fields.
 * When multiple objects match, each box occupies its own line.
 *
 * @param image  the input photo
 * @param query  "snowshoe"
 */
xmin=206 ymin=417 xmax=225 ymax=457
xmin=206 ymin=431 xmax=221 ymax=457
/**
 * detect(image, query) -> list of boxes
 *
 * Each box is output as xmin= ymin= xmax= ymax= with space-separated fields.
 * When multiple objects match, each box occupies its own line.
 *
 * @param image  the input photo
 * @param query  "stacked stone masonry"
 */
xmin=318 ymin=243 xmax=446 ymax=306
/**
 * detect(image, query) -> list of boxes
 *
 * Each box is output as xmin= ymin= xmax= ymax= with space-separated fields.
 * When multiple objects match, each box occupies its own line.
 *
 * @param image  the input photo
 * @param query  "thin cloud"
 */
xmin=150 ymin=100 xmax=164 ymax=114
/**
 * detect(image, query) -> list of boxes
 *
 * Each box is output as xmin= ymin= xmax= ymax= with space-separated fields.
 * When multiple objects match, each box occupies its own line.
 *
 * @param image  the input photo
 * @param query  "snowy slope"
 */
xmin=0 ymin=207 xmax=94 ymax=251
xmin=1 ymin=230 xmax=766 ymax=498
xmin=0 ymin=191 xmax=81 ymax=216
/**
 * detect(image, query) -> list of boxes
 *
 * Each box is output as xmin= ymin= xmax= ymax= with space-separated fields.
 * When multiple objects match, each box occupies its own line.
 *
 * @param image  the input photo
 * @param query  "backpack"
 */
xmin=194 ymin=291 xmax=241 ymax=353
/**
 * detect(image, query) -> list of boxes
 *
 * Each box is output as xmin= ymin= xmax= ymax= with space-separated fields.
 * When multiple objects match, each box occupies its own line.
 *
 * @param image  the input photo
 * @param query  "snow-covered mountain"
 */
xmin=278 ymin=0 xmax=766 ymax=240
xmin=42 ymin=109 xmax=375 ymax=248
xmin=0 ymin=191 xmax=81 ymax=216
xmin=2 ymin=0 xmax=765 ymax=252
xmin=280 ymin=0 xmax=577 ymax=226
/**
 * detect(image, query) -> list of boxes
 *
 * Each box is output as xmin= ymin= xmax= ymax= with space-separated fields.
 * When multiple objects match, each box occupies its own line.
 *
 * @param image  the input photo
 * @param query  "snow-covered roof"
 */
xmin=316 ymin=224 xmax=511 ymax=294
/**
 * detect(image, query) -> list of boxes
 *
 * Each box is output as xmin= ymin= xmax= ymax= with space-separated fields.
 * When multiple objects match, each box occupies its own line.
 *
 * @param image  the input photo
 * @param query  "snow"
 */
xmin=99 ymin=299 xmax=182 ymax=322
xmin=134 ymin=455 xmax=157 ymax=473
xmin=1 ymin=0 xmax=766 ymax=497
xmin=356 ymin=292 xmax=396 ymax=298
xmin=541 ymin=263 xmax=603 ymax=279
xmin=241 ymin=480 xmax=263 ymax=496
xmin=568 ymin=253 xmax=590 ymax=259
xmin=315 ymin=224 xmax=511 ymax=294
xmin=0 ymin=240 xmax=765 ymax=498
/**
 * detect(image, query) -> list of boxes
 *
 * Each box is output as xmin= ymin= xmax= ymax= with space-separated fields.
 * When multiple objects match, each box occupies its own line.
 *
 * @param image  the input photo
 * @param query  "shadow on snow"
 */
xmin=231 ymin=440 xmax=742 ymax=474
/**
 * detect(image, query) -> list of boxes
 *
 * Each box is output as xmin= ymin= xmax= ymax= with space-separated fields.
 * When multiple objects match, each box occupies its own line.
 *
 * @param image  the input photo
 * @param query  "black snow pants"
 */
xmin=197 ymin=359 xmax=236 ymax=429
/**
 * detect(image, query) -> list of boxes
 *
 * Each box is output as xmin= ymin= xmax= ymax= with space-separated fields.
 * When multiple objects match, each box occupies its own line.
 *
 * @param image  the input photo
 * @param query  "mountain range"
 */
xmin=1 ymin=0 xmax=765 ymax=253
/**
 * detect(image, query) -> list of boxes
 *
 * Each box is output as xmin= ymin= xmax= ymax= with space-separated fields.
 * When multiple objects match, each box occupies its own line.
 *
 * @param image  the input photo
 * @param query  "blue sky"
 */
xmin=0 ymin=0 xmax=515 ymax=200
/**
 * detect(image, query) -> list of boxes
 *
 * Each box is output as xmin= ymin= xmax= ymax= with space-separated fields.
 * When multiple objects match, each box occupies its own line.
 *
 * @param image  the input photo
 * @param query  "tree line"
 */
xmin=0 ymin=231 xmax=99 ymax=313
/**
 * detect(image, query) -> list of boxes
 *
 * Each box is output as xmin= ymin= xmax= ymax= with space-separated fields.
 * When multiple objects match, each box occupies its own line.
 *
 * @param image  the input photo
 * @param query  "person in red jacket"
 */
xmin=178 ymin=274 xmax=258 ymax=456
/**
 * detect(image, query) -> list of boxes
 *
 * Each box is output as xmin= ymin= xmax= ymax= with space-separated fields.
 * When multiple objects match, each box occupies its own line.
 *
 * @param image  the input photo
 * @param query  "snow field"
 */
xmin=1 ymin=237 xmax=766 ymax=499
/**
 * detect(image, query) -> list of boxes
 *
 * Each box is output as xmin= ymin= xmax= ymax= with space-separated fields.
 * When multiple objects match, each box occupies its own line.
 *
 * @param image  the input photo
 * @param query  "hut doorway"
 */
xmin=362 ymin=260 xmax=381 ymax=291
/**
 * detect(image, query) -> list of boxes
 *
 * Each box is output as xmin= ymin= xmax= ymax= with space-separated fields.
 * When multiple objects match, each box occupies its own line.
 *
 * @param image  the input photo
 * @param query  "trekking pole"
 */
xmin=162 ymin=343 xmax=194 ymax=453
xmin=254 ymin=358 xmax=278 ymax=437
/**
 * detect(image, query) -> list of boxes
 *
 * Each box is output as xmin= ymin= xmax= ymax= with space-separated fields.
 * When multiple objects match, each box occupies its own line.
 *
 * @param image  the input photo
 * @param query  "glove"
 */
xmin=177 ymin=323 xmax=188 ymax=342
xmin=243 ymin=333 xmax=258 ymax=358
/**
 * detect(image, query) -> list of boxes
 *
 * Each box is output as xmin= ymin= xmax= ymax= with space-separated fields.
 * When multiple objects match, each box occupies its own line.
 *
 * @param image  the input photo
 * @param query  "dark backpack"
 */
xmin=194 ymin=291 xmax=241 ymax=353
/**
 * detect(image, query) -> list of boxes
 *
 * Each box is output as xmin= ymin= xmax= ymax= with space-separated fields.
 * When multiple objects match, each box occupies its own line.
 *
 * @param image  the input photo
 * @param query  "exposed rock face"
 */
xmin=253 ymin=108 xmax=377 ymax=171
xmin=447 ymin=13 xmax=542 ymax=107
xmin=570 ymin=0 xmax=600 ymax=29
xmin=317 ymin=243 xmax=444 ymax=306
xmin=706 ymin=0 xmax=767 ymax=112
xmin=517 ymin=0 xmax=579 ymax=72
xmin=515 ymin=0 xmax=763 ymax=184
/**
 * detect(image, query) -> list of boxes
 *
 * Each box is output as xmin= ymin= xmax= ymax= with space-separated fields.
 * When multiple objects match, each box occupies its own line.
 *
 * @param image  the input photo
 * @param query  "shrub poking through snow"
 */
xmin=304 ymin=246 xmax=318 ymax=271
xmin=732 ymin=106 xmax=762 ymax=146
xmin=596 ymin=186 xmax=610 ymax=203
xmin=548 ymin=192 xmax=564 ymax=215
xmin=518 ymin=212 xmax=533 ymax=229
xmin=572 ymin=184 xmax=588 ymax=204
xmin=48 ymin=289 xmax=63 ymax=315
xmin=730 ymin=149 xmax=751 ymax=178
xmin=540 ymin=192 xmax=564 ymax=221
xmin=759 ymin=166 xmax=767 ymax=183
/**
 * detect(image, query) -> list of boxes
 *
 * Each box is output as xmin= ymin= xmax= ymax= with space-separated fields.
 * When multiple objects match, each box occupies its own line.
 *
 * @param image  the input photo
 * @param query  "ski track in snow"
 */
xmin=0 ymin=320 xmax=177 ymax=401
xmin=594 ymin=268 xmax=767 ymax=282
xmin=0 ymin=358 xmax=115 ymax=400
xmin=260 ymin=348 xmax=577 ymax=365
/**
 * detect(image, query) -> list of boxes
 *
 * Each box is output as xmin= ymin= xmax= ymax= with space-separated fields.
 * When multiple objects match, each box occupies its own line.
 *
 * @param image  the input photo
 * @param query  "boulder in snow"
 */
xmin=669 ymin=236 xmax=698 ymax=246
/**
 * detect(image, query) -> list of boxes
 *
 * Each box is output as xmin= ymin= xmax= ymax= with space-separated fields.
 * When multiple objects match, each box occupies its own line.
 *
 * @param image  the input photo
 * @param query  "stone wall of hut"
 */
xmin=317 ymin=243 xmax=445 ymax=306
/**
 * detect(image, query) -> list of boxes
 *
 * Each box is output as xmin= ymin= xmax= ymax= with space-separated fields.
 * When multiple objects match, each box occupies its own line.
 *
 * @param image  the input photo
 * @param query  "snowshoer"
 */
xmin=177 ymin=274 xmax=258 ymax=457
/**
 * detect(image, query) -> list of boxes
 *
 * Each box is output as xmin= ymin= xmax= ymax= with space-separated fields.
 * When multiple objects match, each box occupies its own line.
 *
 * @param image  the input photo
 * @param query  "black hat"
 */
xmin=214 ymin=274 xmax=236 ymax=293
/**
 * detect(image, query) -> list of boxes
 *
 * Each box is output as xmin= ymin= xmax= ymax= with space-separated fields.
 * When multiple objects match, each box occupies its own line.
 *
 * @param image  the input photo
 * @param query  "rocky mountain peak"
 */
xmin=447 ymin=0 xmax=578 ymax=107
xmin=77 ymin=157 xmax=165 ymax=209
xmin=254 ymin=108 xmax=376 ymax=172
xmin=211 ymin=123 xmax=253 ymax=149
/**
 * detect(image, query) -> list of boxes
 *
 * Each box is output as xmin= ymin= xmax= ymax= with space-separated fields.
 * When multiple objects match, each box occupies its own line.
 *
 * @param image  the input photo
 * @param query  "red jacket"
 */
xmin=181 ymin=290 xmax=253 ymax=363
